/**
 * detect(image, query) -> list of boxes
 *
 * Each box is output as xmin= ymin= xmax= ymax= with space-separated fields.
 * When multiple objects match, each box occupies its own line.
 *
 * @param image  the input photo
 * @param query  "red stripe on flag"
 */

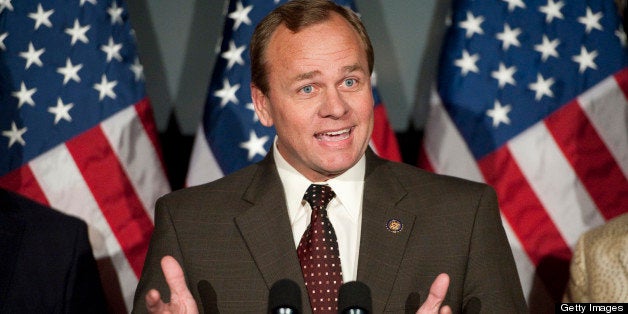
xmin=479 ymin=147 xmax=572 ymax=299
xmin=417 ymin=145 xmax=435 ymax=172
xmin=0 ymin=165 xmax=49 ymax=206
xmin=65 ymin=126 xmax=153 ymax=277
xmin=134 ymin=98 xmax=167 ymax=172
xmin=613 ymin=67 xmax=628 ymax=99
xmin=545 ymin=100 xmax=628 ymax=221
xmin=372 ymin=105 xmax=402 ymax=162
xmin=479 ymin=147 xmax=572 ymax=264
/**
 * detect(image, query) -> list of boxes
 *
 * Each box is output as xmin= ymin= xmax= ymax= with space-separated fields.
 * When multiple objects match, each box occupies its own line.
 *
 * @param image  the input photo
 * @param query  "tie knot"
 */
xmin=303 ymin=184 xmax=335 ymax=210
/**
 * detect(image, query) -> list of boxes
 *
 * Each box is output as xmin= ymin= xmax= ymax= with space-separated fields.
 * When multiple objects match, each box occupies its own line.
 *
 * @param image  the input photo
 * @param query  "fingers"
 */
xmin=145 ymin=289 xmax=166 ymax=313
xmin=416 ymin=273 xmax=450 ymax=314
xmin=161 ymin=256 xmax=192 ymax=299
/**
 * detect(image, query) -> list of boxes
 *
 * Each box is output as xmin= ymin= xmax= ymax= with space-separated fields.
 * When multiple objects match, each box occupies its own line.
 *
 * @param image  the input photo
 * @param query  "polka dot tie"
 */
xmin=297 ymin=184 xmax=343 ymax=313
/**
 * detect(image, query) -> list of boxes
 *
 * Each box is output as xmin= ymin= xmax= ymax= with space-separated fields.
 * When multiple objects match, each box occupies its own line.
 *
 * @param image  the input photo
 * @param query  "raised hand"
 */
xmin=145 ymin=256 xmax=199 ymax=314
xmin=416 ymin=273 xmax=452 ymax=314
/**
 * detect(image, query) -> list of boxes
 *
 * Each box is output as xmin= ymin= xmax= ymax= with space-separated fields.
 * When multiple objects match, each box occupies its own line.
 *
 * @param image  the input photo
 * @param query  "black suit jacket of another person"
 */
xmin=133 ymin=149 xmax=527 ymax=313
xmin=0 ymin=188 xmax=107 ymax=313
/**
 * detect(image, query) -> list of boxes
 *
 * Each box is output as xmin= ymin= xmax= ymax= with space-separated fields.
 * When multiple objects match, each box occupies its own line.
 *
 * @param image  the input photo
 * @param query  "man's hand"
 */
xmin=416 ymin=273 xmax=452 ymax=314
xmin=145 ymin=256 xmax=199 ymax=314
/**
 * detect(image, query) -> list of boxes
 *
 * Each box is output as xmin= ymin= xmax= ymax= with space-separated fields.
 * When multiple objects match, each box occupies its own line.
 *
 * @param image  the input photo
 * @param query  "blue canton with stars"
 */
xmin=0 ymin=0 xmax=145 ymax=175
xmin=438 ymin=0 xmax=628 ymax=160
xmin=204 ymin=0 xmax=361 ymax=175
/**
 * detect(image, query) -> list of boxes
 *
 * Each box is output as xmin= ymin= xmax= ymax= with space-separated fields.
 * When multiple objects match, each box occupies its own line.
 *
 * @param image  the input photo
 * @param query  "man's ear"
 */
xmin=251 ymin=84 xmax=273 ymax=127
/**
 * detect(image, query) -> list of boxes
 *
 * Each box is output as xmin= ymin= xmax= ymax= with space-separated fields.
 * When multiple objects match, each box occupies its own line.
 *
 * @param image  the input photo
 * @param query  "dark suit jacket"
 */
xmin=133 ymin=150 xmax=527 ymax=313
xmin=0 ymin=189 xmax=107 ymax=313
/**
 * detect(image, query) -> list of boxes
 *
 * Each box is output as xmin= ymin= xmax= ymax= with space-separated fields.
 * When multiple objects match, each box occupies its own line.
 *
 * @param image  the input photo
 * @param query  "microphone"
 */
xmin=337 ymin=281 xmax=372 ymax=314
xmin=268 ymin=279 xmax=302 ymax=314
xmin=197 ymin=280 xmax=218 ymax=314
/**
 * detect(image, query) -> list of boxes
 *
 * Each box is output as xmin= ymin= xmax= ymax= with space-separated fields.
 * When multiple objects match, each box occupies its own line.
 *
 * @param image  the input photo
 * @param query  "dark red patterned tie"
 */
xmin=297 ymin=184 xmax=343 ymax=313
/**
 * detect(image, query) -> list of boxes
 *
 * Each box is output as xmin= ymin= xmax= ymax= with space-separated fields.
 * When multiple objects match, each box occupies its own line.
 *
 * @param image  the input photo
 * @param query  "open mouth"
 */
xmin=315 ymin=127 xmax=353 ymax=142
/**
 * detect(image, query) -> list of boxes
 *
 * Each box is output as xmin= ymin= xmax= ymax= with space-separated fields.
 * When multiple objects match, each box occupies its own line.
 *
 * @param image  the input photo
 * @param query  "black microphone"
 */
xmin=197 ymin=280 xmax=218 ymax=314
xmin=268 ymin=279 xmax=302 ymax=314
xmin=337 ymin=281 xmax=372 ymax=314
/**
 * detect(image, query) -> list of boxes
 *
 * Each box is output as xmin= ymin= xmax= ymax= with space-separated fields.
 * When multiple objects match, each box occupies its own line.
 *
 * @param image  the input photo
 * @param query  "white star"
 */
xmin=496 ymin=24 xmax=522 ymax=50
xmin=459 ymin=11 xmax=484 ymax=38
xmin=228 ymin=1 xmax=253 ymax=31
xmin=2 ymin=122 xmax=26 ymax=148
xmin=491 ymin=63 xmax=517 ymax=88
xmin=107 ymin=1 xmax=124 ymax=25
xmin=65 ymin=19 xmax=90 ymax=45
xmin=221 ymin=40 xmax=246 ymax=70
xmin=80 ymin=0 xmax=97 ymax=6
xmin=19 ymin=42 xmax=45 ymax=69
xmin=214 ymin=78 xmax=240 ymax=107
xmin=48 ymin=98 xmax=74 ymax=124
xmin=12 ymin=82 xmax=37 ymax=108
xmin=534 ymin=35 xmax=560 ymax=62
xmin=0 ymin=0 xmax=14 ymax=13
xmin=616 ymin=28 xmax=627 ymax=47
xmin=57 ymin=58 xmax=83 ymax=85
xmin=130 ymin=57 xmax=144 ymax=81
xmin=93 ymin=74 xmax=118 ymax=100
xmin=28 ymin=4 xmax=54 ymax=30
xmin=528 ymin=73 xmax=555 ymax=101
xmin=240 ymin=130 xmax=269 ymax=161
xmin=246 ymin=103 xmax=259 ymax=122
xmin=539 ymin=0 xmax=564 ymax=23
xmin=486 ymin=100 xmax=512 ymax=128
xmin=502 ymin=0 xmax=526 ymax=12
xmin=0 ymin=32 xmax=7 ymax=51
xmin=572 ymin=46 xmax=598 ymax=73
xmin=454 ymin=50 xmax=480 ymax=76
xmin=101 ymin=36 xmax=123 ymax=62
xmin=578 ymin=7 xmax=603 ymax=34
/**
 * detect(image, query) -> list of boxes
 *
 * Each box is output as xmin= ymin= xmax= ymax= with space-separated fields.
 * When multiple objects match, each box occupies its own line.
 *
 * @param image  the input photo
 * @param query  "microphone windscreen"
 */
xmin=338 ymin=281 xmax=372 ymax=313
xmin=463 ymin=297 xmax=481 ymax=314
xmin=268 ymin=278 xmax=302 ymax=313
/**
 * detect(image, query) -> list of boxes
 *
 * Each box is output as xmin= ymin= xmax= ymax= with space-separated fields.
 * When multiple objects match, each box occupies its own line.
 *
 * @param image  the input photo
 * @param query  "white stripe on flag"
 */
xmin=578 ymin=74 xmax=628 ymax=178
xmin=186 ymin=124 xmax=224 ymax=187
xmin=424 ymin=92 xmax=483 ymax=182
xmin=100 ymin=105 xmax=170 ymax=221
xmin=501 ymin=217 xmax=535 ymax=301
xmin=508 ymin=123 xmax=605 ymax=248
xmin=28 ymin=143 xmax=138 ymax=310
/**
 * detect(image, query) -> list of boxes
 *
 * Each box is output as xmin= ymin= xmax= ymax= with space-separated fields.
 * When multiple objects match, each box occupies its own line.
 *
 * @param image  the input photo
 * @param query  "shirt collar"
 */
xmin=273 ymin=137 xmax=365 ymax=223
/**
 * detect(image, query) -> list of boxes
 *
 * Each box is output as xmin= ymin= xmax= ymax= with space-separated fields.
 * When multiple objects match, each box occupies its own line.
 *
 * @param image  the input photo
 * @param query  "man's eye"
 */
xmin=344 ymin=78 xmax=356 ymax=87
xmin=301 ymin=85 xmax=313 ymax=94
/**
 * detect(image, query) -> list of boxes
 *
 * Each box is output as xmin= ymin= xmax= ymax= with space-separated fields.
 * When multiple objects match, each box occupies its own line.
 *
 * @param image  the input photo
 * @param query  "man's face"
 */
xmin=252 ymin=13 xmax=374 ymax=182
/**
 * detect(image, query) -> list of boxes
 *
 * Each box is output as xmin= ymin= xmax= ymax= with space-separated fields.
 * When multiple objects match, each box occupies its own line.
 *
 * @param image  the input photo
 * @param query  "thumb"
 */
xmin=161 ymin=255 xmax=192 ymax=299
xmin=416 ymin=273 xmax=450 ymax=314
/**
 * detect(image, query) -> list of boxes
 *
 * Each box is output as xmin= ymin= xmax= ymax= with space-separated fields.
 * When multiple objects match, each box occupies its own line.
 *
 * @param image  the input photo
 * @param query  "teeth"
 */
xmin=324 ymin=129 xmax=350 ymax=136
xmin=316 ymin=128 xmax=351 ymax=141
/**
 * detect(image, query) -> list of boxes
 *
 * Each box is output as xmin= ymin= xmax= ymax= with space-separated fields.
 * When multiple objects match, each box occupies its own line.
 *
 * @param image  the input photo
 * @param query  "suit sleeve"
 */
xmin=563 ymin=234 xmax=588 ymax=302
xmin=463 ymin=186 xmax=528 ymax=313
xmin=132 ymin=196 xmax=188 ymax=313
xmin=64 ymin=219 xmax=108 ymax=313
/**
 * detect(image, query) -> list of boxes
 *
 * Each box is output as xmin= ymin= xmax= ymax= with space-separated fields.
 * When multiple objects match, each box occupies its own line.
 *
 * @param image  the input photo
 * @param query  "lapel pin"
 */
xmin=386 ymin=219 xmax=403 ymax=233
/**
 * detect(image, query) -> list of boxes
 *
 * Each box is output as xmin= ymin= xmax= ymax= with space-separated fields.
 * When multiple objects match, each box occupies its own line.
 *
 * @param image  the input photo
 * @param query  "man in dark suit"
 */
xmin=0 ymin=188 xmax=107 ymax=313
xmin=133 ymin=0 xmax=527 ymax=313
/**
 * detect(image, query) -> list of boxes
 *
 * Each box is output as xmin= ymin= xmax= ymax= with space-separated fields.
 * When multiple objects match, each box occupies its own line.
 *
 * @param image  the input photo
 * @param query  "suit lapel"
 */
xmin=357 ymin=151 xmax=416 ymax=312
xmin=233 ymin=154 xmax=311 ymax=309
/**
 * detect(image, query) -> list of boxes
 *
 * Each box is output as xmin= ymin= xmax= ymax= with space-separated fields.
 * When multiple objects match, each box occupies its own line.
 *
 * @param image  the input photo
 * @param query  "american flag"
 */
xmin=420 ymin=0 xmax=628 ymax=309
xmin=0 ymin=0 xmax=170 ymax=311
xmin=186 ymin=0 xmax=401 ymax=187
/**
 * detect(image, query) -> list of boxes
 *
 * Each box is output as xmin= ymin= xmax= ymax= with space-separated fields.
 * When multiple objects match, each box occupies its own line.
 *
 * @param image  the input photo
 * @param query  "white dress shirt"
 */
xmin=273 ymin=140 xmax=364 ymax=283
